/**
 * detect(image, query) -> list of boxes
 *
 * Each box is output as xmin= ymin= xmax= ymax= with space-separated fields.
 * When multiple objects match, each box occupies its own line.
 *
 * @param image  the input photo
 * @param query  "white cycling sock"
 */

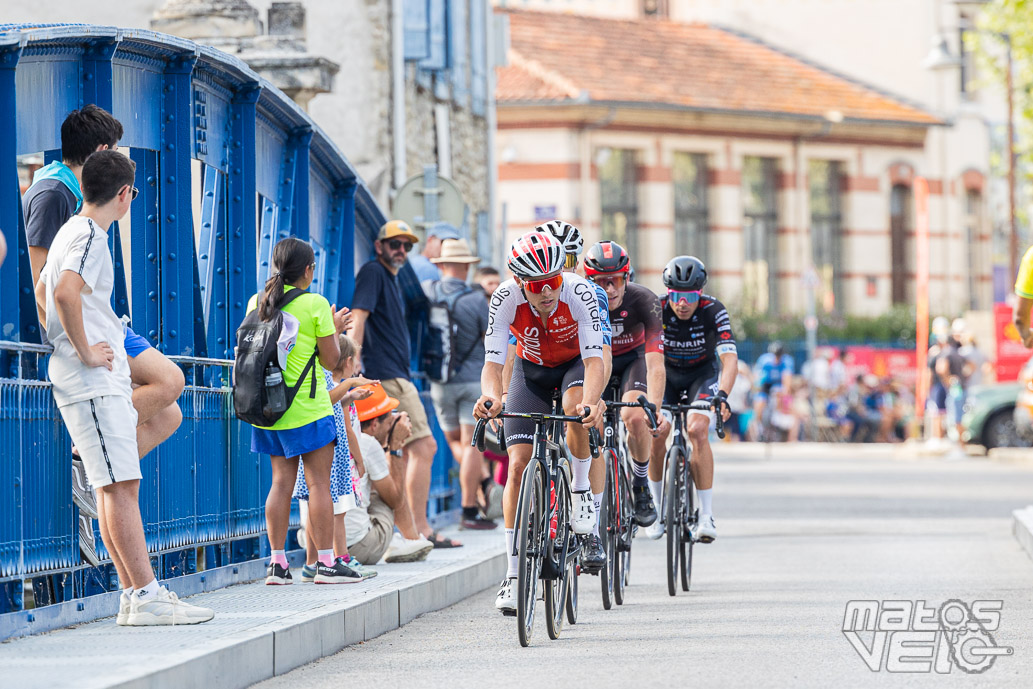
xmin=591 ymin=491 xmax=603 ymax=536
xmin=571 ymin=453 xmax=591 ymax=492
xmin=648 ymin=479 xmax=664 ymax=513
xmin=505 ymin=528 xmax=518 ymax=578
xmin=698 ymin=488 xmax=713 ymax=517
xmin=137 ymin=579 xmax=160 ymax=600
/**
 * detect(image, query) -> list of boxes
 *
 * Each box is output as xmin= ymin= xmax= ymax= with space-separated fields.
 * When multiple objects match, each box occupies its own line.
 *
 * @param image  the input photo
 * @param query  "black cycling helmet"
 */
xmin=769 ymin=341 xmax=785 ymax=357
xmin=583 ymin=240 xmax=630 ymax=277
xmin=662 ymin=256 xmax=707 ymax=291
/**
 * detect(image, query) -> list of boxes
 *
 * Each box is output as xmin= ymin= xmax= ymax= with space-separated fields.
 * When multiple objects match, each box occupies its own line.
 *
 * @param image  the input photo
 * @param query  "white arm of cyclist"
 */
xmin=475 ymin=282 xmax=515 ymax=419
xmin=714 ymin=349 xmax=739 ymax=421
xmin=572 ymin=280 xmax=606 ymax=427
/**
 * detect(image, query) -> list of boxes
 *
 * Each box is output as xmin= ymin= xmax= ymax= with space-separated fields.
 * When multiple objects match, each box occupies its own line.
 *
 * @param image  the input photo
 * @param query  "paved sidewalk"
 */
xmin=0 ymin=528 xmax=504 ymax=689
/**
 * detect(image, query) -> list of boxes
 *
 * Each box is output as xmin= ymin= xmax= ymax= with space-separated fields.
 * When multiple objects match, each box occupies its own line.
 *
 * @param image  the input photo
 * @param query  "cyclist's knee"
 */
xmin=687 ymin=418 xmax=709 ymax=447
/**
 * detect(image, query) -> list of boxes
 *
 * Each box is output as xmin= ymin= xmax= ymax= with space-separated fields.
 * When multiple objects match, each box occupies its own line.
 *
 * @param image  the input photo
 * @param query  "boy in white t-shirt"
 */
xmin=35 ymin=150 xmax=213 ymax=627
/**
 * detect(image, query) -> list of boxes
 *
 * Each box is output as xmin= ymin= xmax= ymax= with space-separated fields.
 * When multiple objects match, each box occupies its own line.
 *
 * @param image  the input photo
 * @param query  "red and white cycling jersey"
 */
xmin=484 ymin=273 xmax=604 ymax=367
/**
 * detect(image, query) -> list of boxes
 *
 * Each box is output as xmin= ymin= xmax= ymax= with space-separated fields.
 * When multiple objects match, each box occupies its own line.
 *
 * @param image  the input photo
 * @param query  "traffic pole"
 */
xmin=914 ymin=177 xmax=930 ymax=438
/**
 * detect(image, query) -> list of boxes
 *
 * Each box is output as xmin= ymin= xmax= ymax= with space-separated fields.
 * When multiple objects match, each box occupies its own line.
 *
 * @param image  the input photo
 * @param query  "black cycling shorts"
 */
xmin=664 ymin=362 xmax=720 ymax=410
xmin=504 ymin=356 xmax=584 ymax=446
xmin=610 ymin=349 xmax=648 ymax=399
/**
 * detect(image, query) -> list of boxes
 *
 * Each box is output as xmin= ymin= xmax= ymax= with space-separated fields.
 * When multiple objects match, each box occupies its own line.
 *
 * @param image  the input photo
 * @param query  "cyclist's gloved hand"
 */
xmin=474 ymin=394 xmax=502 ymax=419
xmin=711 ymin=389 xmax=731 ymax=420
xmin=578 ymin=400 xmax=605 ymax=428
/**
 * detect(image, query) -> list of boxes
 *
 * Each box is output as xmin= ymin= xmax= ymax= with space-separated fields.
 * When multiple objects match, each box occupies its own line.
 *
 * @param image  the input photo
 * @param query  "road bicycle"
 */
xmin=595 ymin=387 xmax=657 ymax=609
xmin=473 ymin=396 xmax=600 ymax=647
xmin=661 ymin=393 xmax=723 ymax=596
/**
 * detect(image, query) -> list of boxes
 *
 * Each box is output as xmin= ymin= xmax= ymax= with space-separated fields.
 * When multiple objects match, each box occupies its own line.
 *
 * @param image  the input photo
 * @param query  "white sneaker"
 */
xmin=495 ymin=577 xmax=516 ymax=613
xmin=384 ymin=535 xmax=433 ymax=563
xmin=571 ymin=490 xmax=596 ymax=535
xmin=116 ymin=589 xmax=132 ymax=625
xmin=645 ymin=520 xmax=665 ymax=540
xmin=693 ymin=514 xmax=717 ymax=543
xmin=125 ymin=587 xmax=214 ymax=626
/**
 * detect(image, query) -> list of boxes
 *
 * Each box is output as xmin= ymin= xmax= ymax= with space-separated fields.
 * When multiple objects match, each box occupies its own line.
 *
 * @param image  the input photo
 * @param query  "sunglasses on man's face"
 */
xmin=668 ymin=289 xmax=701 ymax=305
xmin=522 ymin=273 xmax=563 ymax=294
xmin=386 ymin=238 xmax=413 ymax=252
xmin=590 ymin=274 xmax=625 ymax=290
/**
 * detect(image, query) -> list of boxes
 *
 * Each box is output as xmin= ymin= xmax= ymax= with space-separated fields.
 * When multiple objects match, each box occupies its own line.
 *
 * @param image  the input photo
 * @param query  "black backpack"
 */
xmin=232 ymin=288 xmax=319 ymax=427
xmin=421 ymin=280 xmax=477 ymax=384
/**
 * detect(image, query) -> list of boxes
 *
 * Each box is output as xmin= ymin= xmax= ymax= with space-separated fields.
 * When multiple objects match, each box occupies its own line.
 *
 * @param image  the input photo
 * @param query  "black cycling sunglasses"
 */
xmin=386 ymin=238 xmax=413 ymax=252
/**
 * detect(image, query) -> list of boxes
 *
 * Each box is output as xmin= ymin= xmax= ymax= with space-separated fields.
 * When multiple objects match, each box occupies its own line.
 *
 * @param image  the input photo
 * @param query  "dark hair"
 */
xmin=61 ymin=105 xmax=124 ymax=166
xmin=475 ymin=266 xmax=499 ymax=278
xmin=81 ymin=150 xmax=136 ymax=205
xmin=259 ymin=237 xmax=315 ymax=320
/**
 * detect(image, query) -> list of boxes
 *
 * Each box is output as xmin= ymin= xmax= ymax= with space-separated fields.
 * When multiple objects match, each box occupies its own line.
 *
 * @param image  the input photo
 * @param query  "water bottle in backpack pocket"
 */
xmin=233 ymin=288 xmax=319 ymax=427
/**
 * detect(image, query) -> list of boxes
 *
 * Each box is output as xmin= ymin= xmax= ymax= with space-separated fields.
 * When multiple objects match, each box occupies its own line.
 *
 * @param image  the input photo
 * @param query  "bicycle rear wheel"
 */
xmin=680 ymin=460 xmax=697 ymax=592
xmin=599 ymin=452 xmax=615 ymax=610
xmin=665 ymin=445 xmax=685 ymax=597
xmin=545 ymin=470 xmax=571 ymax=640
xmin=516 ymin=461 xmax=545 ymax=647
xmin=565 ymin=551 xmax=579 ymax=625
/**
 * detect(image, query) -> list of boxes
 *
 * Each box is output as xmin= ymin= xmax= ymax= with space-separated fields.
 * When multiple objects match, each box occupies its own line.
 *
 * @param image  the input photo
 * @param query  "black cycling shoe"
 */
xmin=632 ymin=485 xmax=658 ymax=527
xmin=581 ymin=534 xmax=606 ymax=573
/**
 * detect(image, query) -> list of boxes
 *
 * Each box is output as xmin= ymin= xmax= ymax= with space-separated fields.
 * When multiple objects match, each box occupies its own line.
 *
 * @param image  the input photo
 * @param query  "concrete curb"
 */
xmin=1013 ymin=506 xmax=1033 ymax=564
xmin=109 ymin=553 xmax=504 ymax=689
xmin=2 ymin=531 xmax=504 ymax=689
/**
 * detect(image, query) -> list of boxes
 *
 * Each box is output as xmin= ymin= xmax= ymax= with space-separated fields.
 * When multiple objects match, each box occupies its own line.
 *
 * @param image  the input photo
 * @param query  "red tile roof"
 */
xmin=497 ymin=9 xmax=937 ymax=126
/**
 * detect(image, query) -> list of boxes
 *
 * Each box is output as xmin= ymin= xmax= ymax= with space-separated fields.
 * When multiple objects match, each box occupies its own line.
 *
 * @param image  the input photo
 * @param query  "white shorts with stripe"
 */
xmin=59 ymin=395 xmax=140 ymax=488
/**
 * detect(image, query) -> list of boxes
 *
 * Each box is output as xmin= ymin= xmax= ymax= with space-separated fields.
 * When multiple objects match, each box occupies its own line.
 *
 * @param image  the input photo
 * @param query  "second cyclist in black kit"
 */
xmin=646 ymin=256 xmax=738 ymax=543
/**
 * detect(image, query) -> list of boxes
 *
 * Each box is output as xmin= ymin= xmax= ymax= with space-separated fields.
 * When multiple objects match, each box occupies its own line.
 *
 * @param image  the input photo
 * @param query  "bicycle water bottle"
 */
xmin=549 ymin=483 xmax=557 ymax=538
xmin=265 ymin=363 xmax=287 ymax=414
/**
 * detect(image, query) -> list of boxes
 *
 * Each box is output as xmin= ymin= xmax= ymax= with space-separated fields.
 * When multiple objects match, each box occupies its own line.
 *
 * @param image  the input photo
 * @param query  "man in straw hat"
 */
xmin=427 ymin=239 xmax=500 ymax=530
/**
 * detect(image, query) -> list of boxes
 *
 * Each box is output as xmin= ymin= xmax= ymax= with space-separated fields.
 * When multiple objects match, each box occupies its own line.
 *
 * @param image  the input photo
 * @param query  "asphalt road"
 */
xmin=258 ymin=447 xmax=1033 ymax=688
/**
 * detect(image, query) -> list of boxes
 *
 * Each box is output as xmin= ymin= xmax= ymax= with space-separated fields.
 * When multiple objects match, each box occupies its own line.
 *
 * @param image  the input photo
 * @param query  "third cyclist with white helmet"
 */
xmin=647 ymin=256 xmax=737 ymax=544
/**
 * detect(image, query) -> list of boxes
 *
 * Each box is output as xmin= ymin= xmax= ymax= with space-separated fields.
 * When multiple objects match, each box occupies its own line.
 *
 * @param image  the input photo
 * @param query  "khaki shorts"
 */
xmin=349 ymin=494 xmax=394 ymax=565
xmin=381 ymin=377 xmax=431 ymax=445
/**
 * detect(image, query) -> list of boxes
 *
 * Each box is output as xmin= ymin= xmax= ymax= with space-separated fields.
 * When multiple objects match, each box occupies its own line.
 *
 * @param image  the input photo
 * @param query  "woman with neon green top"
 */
xmin=1015 ymin=245 xmax=1033 ymax=349
xmin=246 ymin=237 xmax=358 ymax=584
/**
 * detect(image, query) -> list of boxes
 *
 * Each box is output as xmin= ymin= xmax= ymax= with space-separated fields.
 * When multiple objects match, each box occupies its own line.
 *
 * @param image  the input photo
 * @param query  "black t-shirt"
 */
xmin=660 ymin=294 xmax=737 ymax=371
xmin=23 ymin=179 xmax=77 ymax=249
xmin=351 ymin=259 xmax=411 ymax=380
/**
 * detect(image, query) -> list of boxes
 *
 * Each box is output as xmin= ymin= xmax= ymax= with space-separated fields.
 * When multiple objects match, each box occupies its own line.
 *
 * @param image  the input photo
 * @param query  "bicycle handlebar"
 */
xmin=660 ymin=397 xmax=727 ymax=440
xmin=471 ymin=401 xmax=601 ymax=457
xmin=604 ymin=395 xmax=659 ymax=432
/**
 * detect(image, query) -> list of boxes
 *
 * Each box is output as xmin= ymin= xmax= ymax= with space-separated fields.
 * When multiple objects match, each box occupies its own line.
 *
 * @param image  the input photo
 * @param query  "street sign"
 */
xmin=534 ymin=205 xmax=557 ymax=222
xmin=392 ymin=171 xmax=465 ymax=233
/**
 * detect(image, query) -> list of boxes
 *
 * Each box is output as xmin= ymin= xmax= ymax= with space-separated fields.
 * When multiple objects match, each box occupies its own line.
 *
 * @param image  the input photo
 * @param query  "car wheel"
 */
xmin=983 ymin=408 xmax=1022 ymax=449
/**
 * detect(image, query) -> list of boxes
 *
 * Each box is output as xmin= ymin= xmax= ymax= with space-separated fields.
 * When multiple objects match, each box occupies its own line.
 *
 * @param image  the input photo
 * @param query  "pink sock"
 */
xmin=339 ymin=554 xmax=351 ymax=563
xmin=317 ymin=549 xmax=335 ymax=567
xmin=271 ymin=550 xmax=288 ymax=567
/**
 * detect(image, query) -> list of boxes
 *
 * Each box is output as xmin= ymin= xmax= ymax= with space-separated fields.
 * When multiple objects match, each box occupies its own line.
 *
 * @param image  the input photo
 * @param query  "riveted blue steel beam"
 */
xmin=129 ymin=149 xmax=161 ymax=345
xmin=338 ymin=182 xmax=357 ymax=307
xmin=227 ymin=82 xmax=259 ymax=355
xmin=197 ymin=165 xmax=221 ymax=329
xmin=258 ymin=196 xmax=279 ymax=287
xmin=0 ymin=44 xmax=23 ymax=342
xmin=290 ymin=127 xmax=312 ymax=242
xmin=81 ymin=37 xmax=117 ymax=112
xmin=322 ymin=186 xmax=345 ymax=307
xmin=160 ymin=51 xmax=198 ymax=355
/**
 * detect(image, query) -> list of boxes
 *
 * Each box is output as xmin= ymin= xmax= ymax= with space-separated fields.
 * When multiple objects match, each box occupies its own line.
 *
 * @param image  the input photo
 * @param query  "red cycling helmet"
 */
xmin=583 ymin=240 xmax=631 ymax=277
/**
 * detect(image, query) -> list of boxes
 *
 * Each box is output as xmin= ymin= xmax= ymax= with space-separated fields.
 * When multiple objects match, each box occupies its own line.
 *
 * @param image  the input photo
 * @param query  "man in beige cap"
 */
xmin=349 ymin=219 xmax=439 ymax=550
xmin=426 ymin=239 xmax=499 ymax=530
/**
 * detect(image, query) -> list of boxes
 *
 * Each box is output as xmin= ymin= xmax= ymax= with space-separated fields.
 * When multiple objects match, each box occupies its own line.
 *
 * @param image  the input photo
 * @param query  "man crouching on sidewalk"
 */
xmin=35 ymin=150 xmax=213 ymax=626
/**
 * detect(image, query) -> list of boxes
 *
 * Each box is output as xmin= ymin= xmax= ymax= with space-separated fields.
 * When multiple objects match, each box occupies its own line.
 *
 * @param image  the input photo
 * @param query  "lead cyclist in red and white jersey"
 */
xmin=474 ymin=231 xmax=608 ymax=614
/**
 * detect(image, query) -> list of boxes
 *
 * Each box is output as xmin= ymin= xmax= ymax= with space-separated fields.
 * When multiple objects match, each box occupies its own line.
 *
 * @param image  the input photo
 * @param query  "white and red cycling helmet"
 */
xmin=508 ymin=231 xmax=565 ymax=279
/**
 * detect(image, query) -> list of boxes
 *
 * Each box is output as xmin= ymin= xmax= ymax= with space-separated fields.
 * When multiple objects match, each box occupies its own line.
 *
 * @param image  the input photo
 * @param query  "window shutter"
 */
xmin=419 ymin=0 xmax=449 ymax=71
xmin=470 ymin=0 xmax=486 ymax=115
xmin=451 ymin=0 xmax=469 ymax=107
xmin=403 ymin=0 xmax=430 ymax=61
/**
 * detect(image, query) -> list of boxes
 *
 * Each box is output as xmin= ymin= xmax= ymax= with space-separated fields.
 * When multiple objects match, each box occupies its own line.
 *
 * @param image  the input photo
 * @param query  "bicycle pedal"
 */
xmin=502 ymin=609 xmax=517 ymax=617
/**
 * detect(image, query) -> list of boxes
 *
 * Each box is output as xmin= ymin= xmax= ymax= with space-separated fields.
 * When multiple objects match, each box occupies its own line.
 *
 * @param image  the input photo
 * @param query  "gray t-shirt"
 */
xmin=23 ymin=179 xmax=78 ymax=250
xmin=435 ymin=277 xmax=488 ymax=384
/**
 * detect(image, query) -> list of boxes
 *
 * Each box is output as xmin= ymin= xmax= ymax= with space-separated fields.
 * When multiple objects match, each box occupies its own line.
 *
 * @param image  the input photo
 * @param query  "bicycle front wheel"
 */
xmin=516 ymin=460 xmax=545 ymax=647
xmin=664 ymin=445 xmax=685 ymax=597
xmin=613 ymin=454 xmax=633 ymax=606
xmin=680 ymin=458 xmax=697 ymax=592
xmin=545 ymin=469 xmax=571 ymax=640
xmin=599 ymin=451 xmax=615 ymax=610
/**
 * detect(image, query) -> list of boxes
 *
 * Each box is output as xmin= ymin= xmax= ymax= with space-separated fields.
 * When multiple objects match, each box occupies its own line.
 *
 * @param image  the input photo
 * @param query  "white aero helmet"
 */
xmin=508 ymin=231 xmax=565 ymax=279
xmin=535 ymin=220 xmax=583 ymax=258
